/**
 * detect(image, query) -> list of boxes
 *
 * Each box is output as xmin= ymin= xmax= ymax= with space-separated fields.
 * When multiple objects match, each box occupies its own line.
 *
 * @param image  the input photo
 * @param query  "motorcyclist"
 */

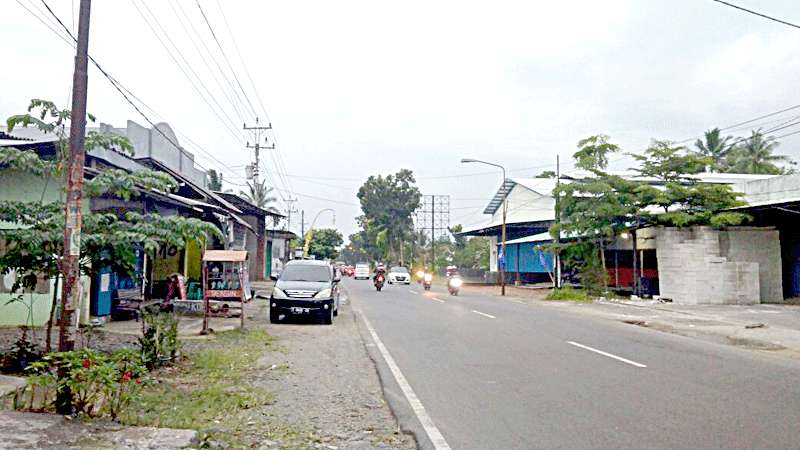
xmin=373 ymin=263 xmax=387 ymax=282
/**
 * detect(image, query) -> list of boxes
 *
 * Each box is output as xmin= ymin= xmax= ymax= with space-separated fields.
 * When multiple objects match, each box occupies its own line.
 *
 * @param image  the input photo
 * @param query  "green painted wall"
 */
xmin=0 ymin=170 xmax=67 ymax=326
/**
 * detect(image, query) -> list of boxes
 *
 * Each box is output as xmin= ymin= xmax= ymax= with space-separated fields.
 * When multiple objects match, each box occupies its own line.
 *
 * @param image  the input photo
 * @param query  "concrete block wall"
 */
xmin=719 ymin=228 xmax=783 ymax=303
xmin=655 ymin=227 xmax=766 ymax=305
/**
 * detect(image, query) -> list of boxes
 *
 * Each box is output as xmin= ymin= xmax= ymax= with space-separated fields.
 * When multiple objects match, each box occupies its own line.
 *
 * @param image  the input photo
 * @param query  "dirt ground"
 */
xmin=247 ymin=292 xmax=417 ymax=449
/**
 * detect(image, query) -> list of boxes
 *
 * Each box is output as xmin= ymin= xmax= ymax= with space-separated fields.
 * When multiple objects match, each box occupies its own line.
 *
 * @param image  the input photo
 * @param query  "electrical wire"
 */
xmin=129 ymin=0 xmax=245 ymax=143
xmin=711 ymin=0 xmax=800 ymax=30
xmin=31 ymin=1 xmax=248 ymax=186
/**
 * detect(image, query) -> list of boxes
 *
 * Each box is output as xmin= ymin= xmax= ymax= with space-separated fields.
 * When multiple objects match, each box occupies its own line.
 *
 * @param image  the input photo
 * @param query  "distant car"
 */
xmin=354 ymin=263 xmax=370 ymax=280
xmin=270 ymin=259 xmax=341 ymax=325
xmin=388 ymin=266 xmax=411 ymax=284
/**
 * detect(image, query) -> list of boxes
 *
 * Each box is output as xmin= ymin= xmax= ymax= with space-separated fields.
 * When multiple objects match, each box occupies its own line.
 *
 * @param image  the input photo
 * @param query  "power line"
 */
xmin=129 ymin=0 xmax=246 ymax=144
xmin=166 ymin=0 xmax=247 ymax=123
xmin=194 ymin=0 xmax=258 ymax=119
xmin=711 ymin=0 xmax=800 ymax=30
xmin=32 ymin=1 xmax=248 ymax=187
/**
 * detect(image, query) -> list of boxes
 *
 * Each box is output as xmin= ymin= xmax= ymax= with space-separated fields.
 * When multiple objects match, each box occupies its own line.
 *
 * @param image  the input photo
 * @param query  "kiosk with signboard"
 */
xmin=201 ymin=250 xmax=249 ymax=334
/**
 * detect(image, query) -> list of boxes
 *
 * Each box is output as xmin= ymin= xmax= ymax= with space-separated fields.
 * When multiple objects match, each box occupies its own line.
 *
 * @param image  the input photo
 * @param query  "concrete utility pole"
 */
xmin=60 ymin=0 xmax=92 ymax=355
xmin=56 ymin=0 xmax=91 ymax=415
xmin=301 ymin=210 xmax=305 ymax=241
xmin=243 ymin=118 xmax=273 ymax=187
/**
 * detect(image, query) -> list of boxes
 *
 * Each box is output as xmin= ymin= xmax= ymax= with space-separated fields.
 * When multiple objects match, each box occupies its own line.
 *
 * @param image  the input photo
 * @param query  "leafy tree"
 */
xmin=694 ymin=128 xmax=732 ymax=172
xmin=573 ymin=134 xmax=618 ymax=170
xmin=452 ymin=236 xmax=490 ymax=269
xmin=307 ymin=228 xmax=343 ymax=260
xmin=240 ymin=179 xmax=277 ymax=209
xmin=726 ymin=130 xmax=791 ymax=175
xmin=207 ymin=169 xmax=223 ymax=191
xmin=1 ymin=99 xmax=223 ymax=352
xmin=356 ymin=169 xmax=421 ymax=263
xmin=536 ymin=170 xmax=556 ymax=178
xmin=552 ymin=136 xmax=748 ymax=294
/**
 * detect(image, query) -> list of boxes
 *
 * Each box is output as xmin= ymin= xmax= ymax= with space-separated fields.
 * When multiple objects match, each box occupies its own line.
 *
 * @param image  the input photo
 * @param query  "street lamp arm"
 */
xmin=460 ymin=158 xmax=506 ymax=181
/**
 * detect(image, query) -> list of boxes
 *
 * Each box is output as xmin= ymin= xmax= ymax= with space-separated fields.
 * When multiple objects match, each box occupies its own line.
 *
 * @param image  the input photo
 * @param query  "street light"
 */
xmin=302 ymin=208 xmax=336 ymax=259
xmin=461 ymin=158 xmax=507 ymax=296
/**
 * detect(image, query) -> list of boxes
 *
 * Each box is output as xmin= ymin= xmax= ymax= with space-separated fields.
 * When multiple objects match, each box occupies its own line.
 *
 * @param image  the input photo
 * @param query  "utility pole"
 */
xmin=243 ymin=118 xmax=273 ymax=187
xmin=300 ymin=210 xmax=305 ymax=240
xmin=57 ymin=0 xmax=91 ymax=414
xmin=555 ymin=154 xmax=561 ymax=288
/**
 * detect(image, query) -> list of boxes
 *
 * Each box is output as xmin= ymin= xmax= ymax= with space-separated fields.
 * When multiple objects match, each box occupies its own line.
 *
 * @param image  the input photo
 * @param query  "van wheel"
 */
xmin=269 ymin=308 xmax=280 ymax=323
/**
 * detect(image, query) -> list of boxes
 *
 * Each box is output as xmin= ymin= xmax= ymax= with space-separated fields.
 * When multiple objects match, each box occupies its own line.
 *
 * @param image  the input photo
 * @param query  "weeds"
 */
xmin=546 ymin=286 xmax=592 ymax=302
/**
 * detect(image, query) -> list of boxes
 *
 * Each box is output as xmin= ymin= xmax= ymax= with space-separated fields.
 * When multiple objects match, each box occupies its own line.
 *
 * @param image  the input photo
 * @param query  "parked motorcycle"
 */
xmin=374 ymin=273 xmax=385 ymax=291
xmin=447 ymin=276 xmax=463 ymax=296
xmin=423 ymin=272 xmax=433 ymax=291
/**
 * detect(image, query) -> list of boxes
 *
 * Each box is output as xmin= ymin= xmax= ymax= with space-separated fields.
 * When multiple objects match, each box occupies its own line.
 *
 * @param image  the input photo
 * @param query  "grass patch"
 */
xmin=545 ymin=286 xmax=592 ymax=302
xmin=120 ymin=328 xmax=280 ymax=446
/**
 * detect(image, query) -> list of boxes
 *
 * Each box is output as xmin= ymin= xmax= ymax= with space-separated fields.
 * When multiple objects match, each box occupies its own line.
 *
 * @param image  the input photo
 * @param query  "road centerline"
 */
xmin=471 ymin=310 xmax=496 ymax=319
xmin=567 ymin=341 xmax=647 ymax=368
xmin=409 ymin=289 xmax=418 ymax=294
xmin=430 ymin=297 xmax=445 ymax=303
xmin=360 ymin=313 xmax=452 ymax=450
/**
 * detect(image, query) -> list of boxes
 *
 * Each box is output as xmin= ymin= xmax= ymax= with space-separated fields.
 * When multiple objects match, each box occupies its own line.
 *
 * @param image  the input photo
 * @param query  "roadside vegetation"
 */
xmin=120 ymin=328 xmax=307 ymax=448
xmin=546 ymin=286 xmax=592 ymax=302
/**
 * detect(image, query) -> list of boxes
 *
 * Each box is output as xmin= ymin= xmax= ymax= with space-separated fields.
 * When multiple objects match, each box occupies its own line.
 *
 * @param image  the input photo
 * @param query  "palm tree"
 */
xmin=727 ymin=129 xmax=788 ymax=175
xmin=240 ymin=179 xmax=278 ymax=209
xmin=694 ymin=128 xmax=732 ymax=172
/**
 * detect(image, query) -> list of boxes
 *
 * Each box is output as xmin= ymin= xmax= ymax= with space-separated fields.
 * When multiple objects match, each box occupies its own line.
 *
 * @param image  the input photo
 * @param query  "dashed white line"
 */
xmin=430 ymin=297 xmax=445 ymax=303
xmin=409 ymin=290 xmax=418 ymax=294
xmin=567 ymin=341 xmax=647 ymax=368
xmin=471 ymin=310 xmax=496 ymax=319
xmin=360 ymin=314 xmax=452 ymax=450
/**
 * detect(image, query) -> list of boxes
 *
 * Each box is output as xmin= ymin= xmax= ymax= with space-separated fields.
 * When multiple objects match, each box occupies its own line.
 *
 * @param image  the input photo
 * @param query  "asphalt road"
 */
xmin=344 ymin=278 xmax=800 ymax=450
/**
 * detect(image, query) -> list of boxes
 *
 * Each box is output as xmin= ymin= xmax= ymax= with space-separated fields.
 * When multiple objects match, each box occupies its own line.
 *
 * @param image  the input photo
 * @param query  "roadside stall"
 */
xmin=201 ymin=250 xmax=250 ymax=334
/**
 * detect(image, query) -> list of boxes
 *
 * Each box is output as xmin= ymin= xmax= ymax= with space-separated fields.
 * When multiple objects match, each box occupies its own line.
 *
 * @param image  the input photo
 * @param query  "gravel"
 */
xmin=244 ymin=293 xmax=417 ymax=449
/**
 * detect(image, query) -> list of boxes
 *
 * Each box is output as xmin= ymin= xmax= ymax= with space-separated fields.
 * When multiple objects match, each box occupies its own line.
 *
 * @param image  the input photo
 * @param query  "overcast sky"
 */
xmin=3 ymin=0 xmax=800 ymax=239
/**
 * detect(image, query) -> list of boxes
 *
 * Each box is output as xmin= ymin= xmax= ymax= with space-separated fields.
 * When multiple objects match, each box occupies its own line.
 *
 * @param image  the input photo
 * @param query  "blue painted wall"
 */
xmin=498 ymin=242 xmax=553 ymax=273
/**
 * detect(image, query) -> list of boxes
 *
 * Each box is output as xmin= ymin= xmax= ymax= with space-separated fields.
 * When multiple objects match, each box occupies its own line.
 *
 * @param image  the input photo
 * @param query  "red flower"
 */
xmin=135 ymin=378 xmax=142 ymax=385
xmin=82 ymin=359 xmax=91 ymax=369
xmin=121 ymin=371 xmax=132 ymax=382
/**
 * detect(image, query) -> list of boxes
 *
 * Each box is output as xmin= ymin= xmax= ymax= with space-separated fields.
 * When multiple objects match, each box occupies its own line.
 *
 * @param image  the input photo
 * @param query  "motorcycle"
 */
xmin=416 ymin=269 xmax=425 ymax=284
xmin=423 ymin=272 xmax=433 ymax=291
xmin=447 ymin=276 xmax=463 ymax=296
xmin=374 ymin=273 xmax=385 ymax=292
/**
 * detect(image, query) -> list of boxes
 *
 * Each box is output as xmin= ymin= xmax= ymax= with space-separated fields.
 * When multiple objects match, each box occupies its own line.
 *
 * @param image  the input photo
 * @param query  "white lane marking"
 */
xmin=409 ymin=290 xmax=418 ymax=294
xmin=361 ymin=314 xmax=452 ymax=450
xmin=430 ymin=297 xmax=445 ymax=303
xmin=567 ymin=341 xmax=647 ymax=368
xmin=471 ymin=310 xmax=496 ymax=319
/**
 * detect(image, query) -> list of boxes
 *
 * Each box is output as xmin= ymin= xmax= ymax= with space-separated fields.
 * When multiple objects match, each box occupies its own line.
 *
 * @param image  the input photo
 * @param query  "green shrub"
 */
xmin=546 ymin=286 xmax=591 ymax=302
xmin=17 ymin=348 xmax=150 ymax=418
xmin=138 ymin=311 xmax=181 ymax=370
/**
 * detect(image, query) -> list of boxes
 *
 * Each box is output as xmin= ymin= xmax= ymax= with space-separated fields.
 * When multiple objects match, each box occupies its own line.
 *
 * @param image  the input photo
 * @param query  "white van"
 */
xmin=354 ymin=263 xmax=370 ymax=280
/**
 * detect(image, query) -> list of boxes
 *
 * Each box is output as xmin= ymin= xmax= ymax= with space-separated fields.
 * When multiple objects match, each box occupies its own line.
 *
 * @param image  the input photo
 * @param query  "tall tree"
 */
xmin=726 ymin=130 xmax=790 ymax=175
xmin=307 ymin=228 xmax=344 ymax=260
xmin=694 ymin=128 xmax=732 ymax=172
xmin=240 ymin=179 xmax=277 ymax=209
xmin=356 ymin=169 xmax=421 ymax=262
xmin=207 ymin=169 xmax=223 ymax=191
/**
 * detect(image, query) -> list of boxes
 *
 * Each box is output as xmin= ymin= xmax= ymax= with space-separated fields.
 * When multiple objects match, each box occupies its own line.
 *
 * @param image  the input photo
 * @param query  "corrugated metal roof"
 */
xmin=203 ymin=250 xmax=248 ymax=262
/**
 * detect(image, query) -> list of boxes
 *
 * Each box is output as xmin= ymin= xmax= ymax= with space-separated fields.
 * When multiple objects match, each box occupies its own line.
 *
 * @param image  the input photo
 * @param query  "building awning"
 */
xmin=203 ymin=250 xmax=248 ymax=262
xmin=456 ymin=219 xmax=553 ymax=237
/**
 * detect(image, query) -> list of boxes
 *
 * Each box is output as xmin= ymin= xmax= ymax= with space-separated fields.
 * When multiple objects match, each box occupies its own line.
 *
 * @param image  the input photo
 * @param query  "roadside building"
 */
xmin=457 ymin=171 xmax=776 ymax=299
xmin=0 ymin=122 xmax=257 ymax=325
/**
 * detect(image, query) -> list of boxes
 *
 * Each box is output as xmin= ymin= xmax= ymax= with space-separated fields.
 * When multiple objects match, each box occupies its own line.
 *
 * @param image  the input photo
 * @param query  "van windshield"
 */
xmin=280 ymin=265 xmax=331 ymax=282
